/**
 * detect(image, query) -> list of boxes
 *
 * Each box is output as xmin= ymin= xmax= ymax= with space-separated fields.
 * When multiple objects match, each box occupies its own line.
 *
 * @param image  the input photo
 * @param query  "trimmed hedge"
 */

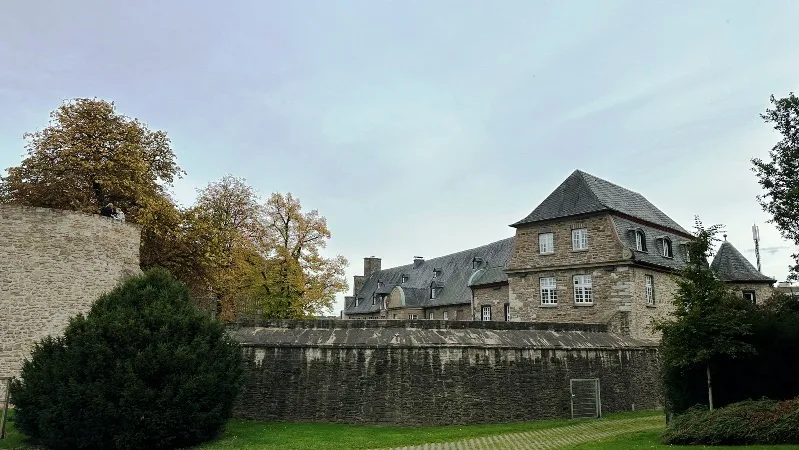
xmin=9 ymin=269 xmax=244 ymax=450
xmin=662 ymin=397 xmax=799 ymax=445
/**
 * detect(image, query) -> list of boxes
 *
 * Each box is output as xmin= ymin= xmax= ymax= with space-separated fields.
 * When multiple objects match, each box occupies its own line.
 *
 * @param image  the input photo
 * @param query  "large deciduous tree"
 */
xmin=256 ymin=193 xmax=348 ymax=318
xmin=654 ymin=218 xmax=756 ymax=411
xmin=0 ymin=98 xmax=183 ymax=215
xmin=752 ymin=93 xmax=799 ymax=281
xmin=0 ymin=98 xmax=187 ymax=276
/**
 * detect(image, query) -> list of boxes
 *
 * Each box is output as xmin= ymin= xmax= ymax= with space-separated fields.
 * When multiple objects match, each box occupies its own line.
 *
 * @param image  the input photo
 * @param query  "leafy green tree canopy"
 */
xmin=753 ymin=93 xmax=799 ymax=280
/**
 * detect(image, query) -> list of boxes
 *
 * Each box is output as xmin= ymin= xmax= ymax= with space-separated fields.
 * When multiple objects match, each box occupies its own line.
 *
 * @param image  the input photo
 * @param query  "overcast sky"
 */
xmin=2 ymin=1 xmax=798 ymax=314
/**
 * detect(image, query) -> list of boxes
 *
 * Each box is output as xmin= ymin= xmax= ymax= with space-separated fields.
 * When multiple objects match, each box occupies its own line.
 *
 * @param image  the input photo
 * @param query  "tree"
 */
xmin=0 ymin=98 xmax=188 ymax=277
xmin=187 ymin=176 xmax=266 ymax=320
xmin=0 ymin=98 xmax=183 ymax=215
xmin=752 ymin=93 xmax=799 ymax=281
xmin=9 ymin=269 xmax=243 ymax=450
xmin=654 ymin=218 xmax=756 ymax=410
xmin=256 ymin=193 xmax=348 ymax=318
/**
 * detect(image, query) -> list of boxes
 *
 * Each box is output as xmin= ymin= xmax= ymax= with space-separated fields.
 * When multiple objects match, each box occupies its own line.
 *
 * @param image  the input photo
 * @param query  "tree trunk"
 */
xmin=706 ymin=363 xmax=714 ymax=411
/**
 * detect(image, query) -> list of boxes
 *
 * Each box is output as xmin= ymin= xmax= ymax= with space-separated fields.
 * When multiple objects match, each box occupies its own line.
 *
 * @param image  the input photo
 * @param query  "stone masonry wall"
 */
xmin=508 ymin=214 xmax=628 ymax=272
xmin=472 ymin=284 xmax=510 ymax=321
xmin=232 ymin=321 xmax=662 ymax=425
xmin=727 ymin=282 xmax=775 ymax=305
xmin=423 ymin=305 xmax=468 ymax=321
xmin=0 ymin=206 xmax=141 ymax=401
xmin=628 ymin=269 xmax=677 ymax=341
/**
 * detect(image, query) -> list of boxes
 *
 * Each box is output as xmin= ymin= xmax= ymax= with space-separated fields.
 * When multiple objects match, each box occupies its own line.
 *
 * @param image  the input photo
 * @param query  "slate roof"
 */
xmin=512 ymin=170 xmax=689 ymax=234
xmin=611 ymin=216 xmax=690 ymax=272
xmin=345 ymin=237 xmax=514 ymax=315
xmin=711 ymin=241 xmax=776 ymax=283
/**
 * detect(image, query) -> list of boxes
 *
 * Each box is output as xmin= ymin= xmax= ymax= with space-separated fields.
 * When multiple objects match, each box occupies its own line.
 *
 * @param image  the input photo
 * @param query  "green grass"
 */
xmin=196 ymin=412 xmax=658 ymax=450
xmin=2 ymin=410 xmax=796 ymax=450
xmin=570 ymin=429 xmax=799 ymax=450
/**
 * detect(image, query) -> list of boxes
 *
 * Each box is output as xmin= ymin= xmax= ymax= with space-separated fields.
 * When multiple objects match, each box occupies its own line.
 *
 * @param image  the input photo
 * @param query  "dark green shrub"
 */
xmin=9 ymin=269 xmax=244 ymax=450
xmin=662 ymin=397 xmax=799 ymax=445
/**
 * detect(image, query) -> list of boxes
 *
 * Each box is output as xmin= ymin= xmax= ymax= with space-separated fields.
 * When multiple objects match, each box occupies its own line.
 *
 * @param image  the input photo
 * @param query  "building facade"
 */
xmin=343 ymin=170 xmax=776 ymax=341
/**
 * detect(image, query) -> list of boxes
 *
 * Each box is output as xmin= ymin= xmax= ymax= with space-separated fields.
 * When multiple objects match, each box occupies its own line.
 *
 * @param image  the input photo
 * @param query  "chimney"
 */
xmin=364 ymin=256 xmax=382 ymax=276
xmin=353 ymin=275 xmax=365 ymax=295
xmin=413 ymin=256 xmax=424 ymax=269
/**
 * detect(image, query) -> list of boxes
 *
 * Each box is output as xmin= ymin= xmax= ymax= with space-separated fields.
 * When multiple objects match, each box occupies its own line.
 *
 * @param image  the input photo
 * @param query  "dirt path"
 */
xmin=373 ymin=415 xmax=663 ymax=450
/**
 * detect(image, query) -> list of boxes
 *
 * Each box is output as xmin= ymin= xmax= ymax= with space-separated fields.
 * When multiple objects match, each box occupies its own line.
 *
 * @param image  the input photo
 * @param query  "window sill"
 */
xmin=661 ymin=255 xmax=674 ymax=259
xmin=539 ymin=304 xmax=558 ymax=308
xmin=539 ymin=251 xmax=555 ymax=256
xmin=573 ymin=303 xmax=594 ymax=307
xmin=571 ymin=248 xmax=589 ymax=253
xmin=646 ymin=304 xmax=657 ymax=308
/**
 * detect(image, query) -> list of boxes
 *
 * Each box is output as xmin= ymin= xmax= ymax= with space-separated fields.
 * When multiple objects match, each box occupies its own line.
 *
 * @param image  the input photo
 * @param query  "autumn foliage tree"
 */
xmin=1 ymin=99 xmax=348 ymax=320
xmin=0 ymin=98 xmax=182 ymax=215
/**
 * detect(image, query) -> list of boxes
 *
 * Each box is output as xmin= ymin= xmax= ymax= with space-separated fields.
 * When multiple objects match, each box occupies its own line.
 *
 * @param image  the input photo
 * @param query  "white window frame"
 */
xmin=743 ymin=291 xmax=756 ymax=304
xmin=645 ymin=275 xmax=654 ymax=305
xmin=540 ymin=277 xmax=558 ymax=305
xmin=481 ymin=305 xmax=492 ymax=321
xmin=372 ymin=295 xmax=376 ymax=306
xmin=572 ymin=228 xmax=588 ymax=250
xmin=430 ymin=287 xmax=436 ymax=299
xmin=635 ymin=230 xmax=647 ymax=252
xmin=662 ymin=237 xmax=673 ymax=258
xmin=539 ymin=232 xmax=554 ymax=254
xmin=504 ymin=304 xmax=511 ymax=321
xmin=428 ymin=312 xmax=435 ymax=320
xmin=573 ymin=275 xmax=593 ymax=305
xmin=443 ymin=311 xmax=449 ymax=321
xmin=408 ymin=314 xmax=417 ymax=320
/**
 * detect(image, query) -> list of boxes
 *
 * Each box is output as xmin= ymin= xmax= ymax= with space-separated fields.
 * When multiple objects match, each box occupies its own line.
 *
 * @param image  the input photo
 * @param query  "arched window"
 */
xmin=662 ymin=237 xmax=673 ymax=258
xmin=635 ymin=230 xmax=647 ymax=252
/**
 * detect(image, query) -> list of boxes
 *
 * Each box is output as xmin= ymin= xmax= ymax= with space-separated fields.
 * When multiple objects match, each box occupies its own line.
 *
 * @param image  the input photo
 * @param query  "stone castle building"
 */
xmin=343 ymin=170 xmax=776 ymax=340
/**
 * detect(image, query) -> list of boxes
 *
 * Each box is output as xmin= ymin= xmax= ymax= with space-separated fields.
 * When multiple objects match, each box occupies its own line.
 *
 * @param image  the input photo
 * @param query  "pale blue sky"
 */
xmin=2 ymin=1 xmax=798 ymax=314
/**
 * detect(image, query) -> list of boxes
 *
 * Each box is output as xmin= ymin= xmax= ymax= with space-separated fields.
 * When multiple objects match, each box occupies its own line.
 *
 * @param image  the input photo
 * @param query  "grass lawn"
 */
xmin=2 ymin=410 xmax=796 ymax=449
xmin=570 ymin=429 xmax=799 ymax=450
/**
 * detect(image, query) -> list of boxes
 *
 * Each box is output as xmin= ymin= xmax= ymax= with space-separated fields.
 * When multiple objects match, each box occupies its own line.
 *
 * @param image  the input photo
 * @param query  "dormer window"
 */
xmin=432 ymin=268 xmax=442 ymax=279
xmin=355 ymin=297 xmax=360 ymax=307
xmin=472 ymin=257 xmax=484 ymax=269
xmin=377 ymin=280 xmax=383 ymax=288
xmin=430 ymin=287 xmax=437 ymax=299
xmin=372 ymin=294 xmax=376 ymax=306
xmin=635 ymin=230 xmax=647 ymax=252
xmin=661 ymin=237 xmax=673 ymax=258
xmin=401 ymin=274 xmax=409 ymax=283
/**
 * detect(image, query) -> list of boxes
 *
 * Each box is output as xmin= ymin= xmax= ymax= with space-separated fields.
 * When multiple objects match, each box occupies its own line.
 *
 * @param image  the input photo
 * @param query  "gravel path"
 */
xmin=372 ymin=415 xmax=663 ymax=450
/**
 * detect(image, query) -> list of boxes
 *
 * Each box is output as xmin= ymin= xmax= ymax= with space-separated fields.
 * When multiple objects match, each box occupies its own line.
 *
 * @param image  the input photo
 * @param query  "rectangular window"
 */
xmin=443 ymin=311 xmax=449 ymax=321
xmin=540 ymin=277 xmax=558 ymax=305
xmin=743 ymin=291 xmax=756 ymax=304
xmin=393 ymin=314 xmax=397 ymax=319
xmin=539 ymin=233 xmax=554 ymax=254
xmin=408 ymin=314 xmax=417 ymax=320
xmin=372 ymin=295 xmax=376 ymax=305
xmin=645 ymin=275 xmax=654 ymax=305
xmin=572 ymin=228 xmax=588 ymax=250
xmin=428 ymin=312 xmax=435 ymax=320
xmin=504 ymin=304 xmax=511 ymax=321
xmin=481 ymin=305 xmax=492 ymax=321
xmin=430 ymin=288 xmax=436 ymax=299
xmin=573 ymin=275 xmax=593 ymax=304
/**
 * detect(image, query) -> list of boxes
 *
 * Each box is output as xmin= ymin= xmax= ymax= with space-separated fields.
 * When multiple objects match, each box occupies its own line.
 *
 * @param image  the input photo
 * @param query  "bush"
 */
xmin=662 ymin=397 xmax=799 ymax=445
xmin=9 ymin=269 xmax=244 ymax=450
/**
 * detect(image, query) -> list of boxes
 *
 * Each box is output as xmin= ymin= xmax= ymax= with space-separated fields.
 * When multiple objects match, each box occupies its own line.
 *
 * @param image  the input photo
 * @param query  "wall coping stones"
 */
xmin=230 ymin=320 xmax=658 ymax=350
xmin=230 ymin=319 xmax=608 ymax=332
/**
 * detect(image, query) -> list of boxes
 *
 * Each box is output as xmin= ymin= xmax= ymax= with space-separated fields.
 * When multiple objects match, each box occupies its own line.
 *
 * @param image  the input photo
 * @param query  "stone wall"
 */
xmin=472 ymin=284 xmax=509 ymax=321
xmin=0 ymin=206 xmax=141 ymax=401
xmin=230 ymin=320 xmax=662 ymax=425
xmin=423 ymin=305 xmax=468 ymax=321
xmin=628 ymin=269 xmax=677 ymax=341
xmin=508 ymin=214 xmax=628 ymax=272
xmin=727 ymin=282 xmax=775 ymax=305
